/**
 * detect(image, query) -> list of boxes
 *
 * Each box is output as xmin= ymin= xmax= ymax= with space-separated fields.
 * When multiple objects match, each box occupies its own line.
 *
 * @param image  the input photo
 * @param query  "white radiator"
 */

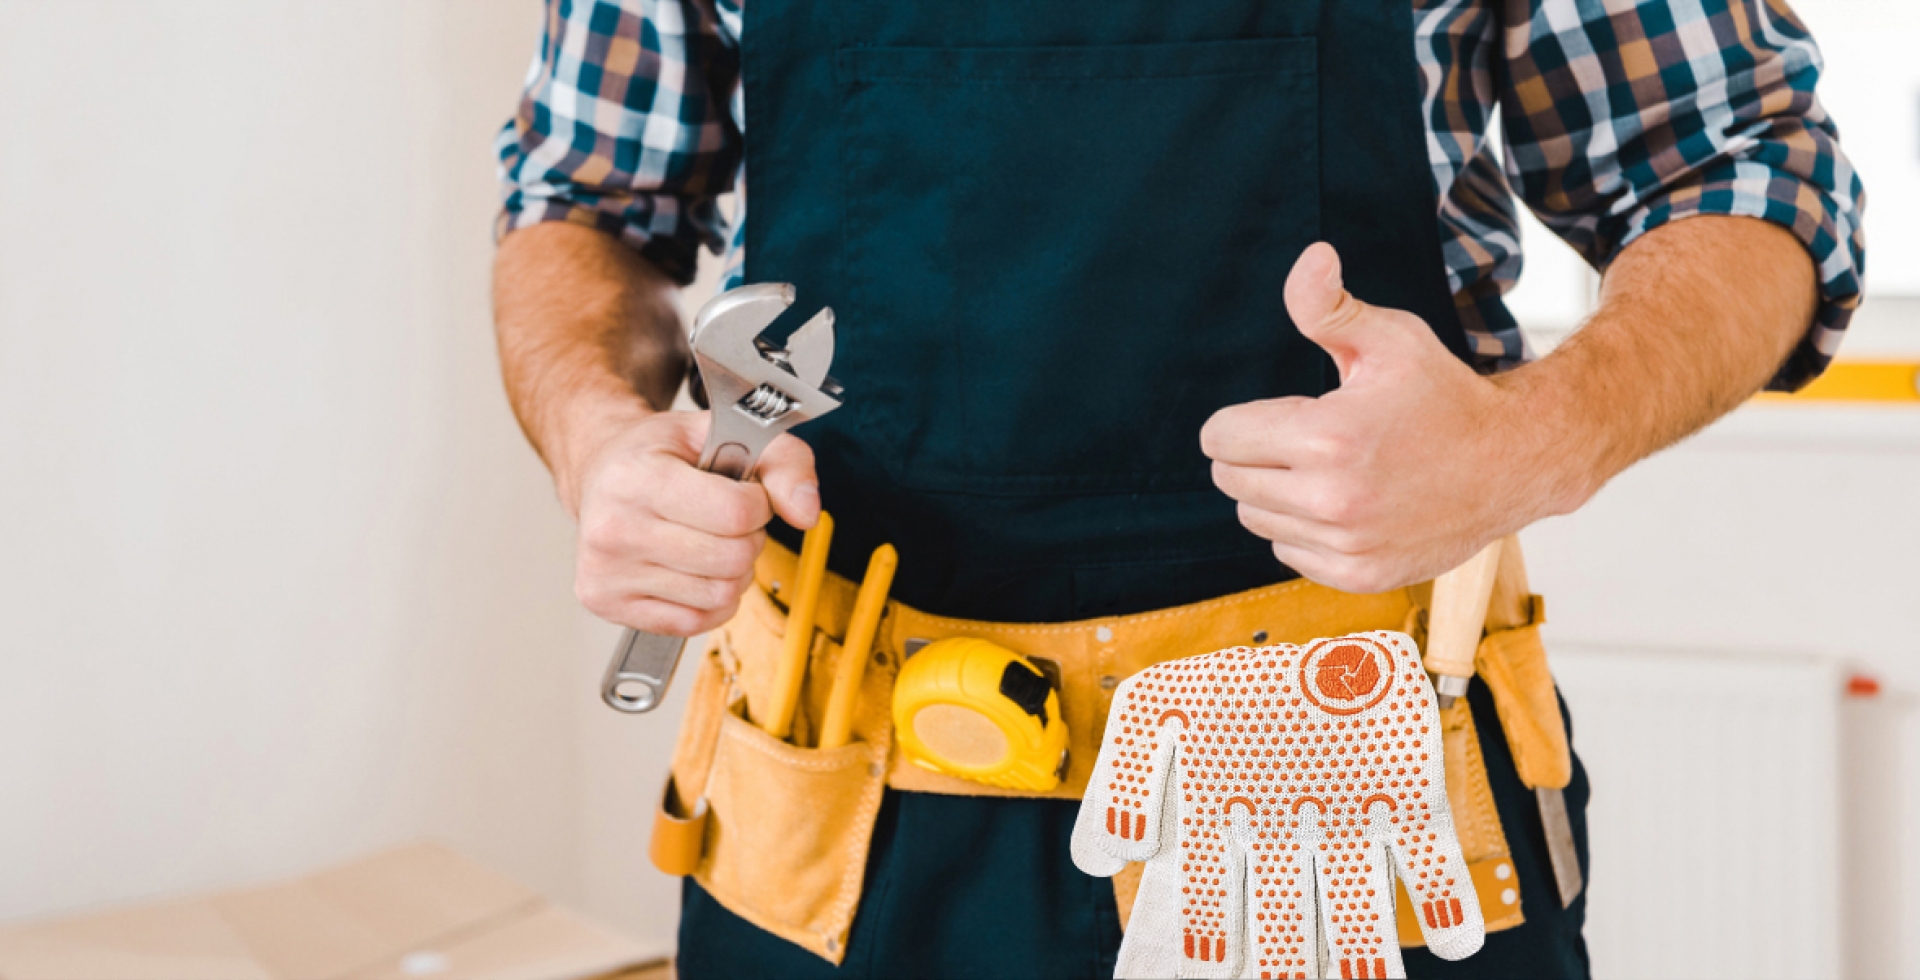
xmin=1549 ymin=644 xmax=1842 ymax=980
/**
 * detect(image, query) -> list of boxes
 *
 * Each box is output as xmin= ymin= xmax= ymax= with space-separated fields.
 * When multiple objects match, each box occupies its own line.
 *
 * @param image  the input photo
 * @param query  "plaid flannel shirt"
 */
xmin=497 ymin=0 xmax=1865 ymax=389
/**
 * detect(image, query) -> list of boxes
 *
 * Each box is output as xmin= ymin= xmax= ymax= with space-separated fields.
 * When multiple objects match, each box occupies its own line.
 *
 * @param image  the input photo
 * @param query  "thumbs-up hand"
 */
xmin=1201 ymin=243 xmax=1566 ymax=593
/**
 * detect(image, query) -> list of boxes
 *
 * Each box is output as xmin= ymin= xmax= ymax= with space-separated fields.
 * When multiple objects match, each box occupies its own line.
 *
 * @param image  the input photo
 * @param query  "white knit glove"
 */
xmin=1072 ymin=631 xmax=1483 ymax=979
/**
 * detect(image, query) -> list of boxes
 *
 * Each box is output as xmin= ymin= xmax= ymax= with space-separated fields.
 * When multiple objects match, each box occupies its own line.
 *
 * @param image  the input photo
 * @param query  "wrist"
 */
xmin=1488 ymin=363 xmax=1617 ymax=521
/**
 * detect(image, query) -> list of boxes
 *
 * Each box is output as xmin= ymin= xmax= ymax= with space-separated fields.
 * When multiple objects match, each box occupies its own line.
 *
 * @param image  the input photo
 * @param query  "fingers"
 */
xmin=1198 ymin=396 xmax=1314 ymax=467
xmin=646 ymin=466 xmax=774 ymax=536
xmin=588 ymin=593 xmax=741 ymax=638
xmin=1234 ymin=502 xmax=1382 ymax=560
xmin=571 ymin=410 xmax=789 ymax=633
xmin=757 ymin=433 xmax=822 ymax=530
xmin=577 ymin=558 xmax=753 ymax=620
xmin=1284 ymin=243 xmax=1441 ymax=387
xmin=581 ymin=513 xmax=765 ymax=581
xmin=1285 ymin=242 xmax=1370 ymax=379
xmin=1270 ymin=540 xmax=1409 ymax=595
xmin=1212 ymin=458 xmax=1380 ymax=526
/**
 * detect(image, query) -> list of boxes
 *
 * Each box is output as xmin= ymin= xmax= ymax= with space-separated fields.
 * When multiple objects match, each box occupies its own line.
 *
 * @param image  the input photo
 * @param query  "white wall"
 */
xmin=0 ymin=0 xmax=650 ymax=947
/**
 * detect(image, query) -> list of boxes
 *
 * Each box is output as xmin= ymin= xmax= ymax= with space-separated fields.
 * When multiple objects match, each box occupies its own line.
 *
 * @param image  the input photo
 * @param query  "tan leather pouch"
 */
xmin=1475 ymin=618 xmax=1571 ymax=791
xmin=651 ymin=583 xmax=892 ymax=965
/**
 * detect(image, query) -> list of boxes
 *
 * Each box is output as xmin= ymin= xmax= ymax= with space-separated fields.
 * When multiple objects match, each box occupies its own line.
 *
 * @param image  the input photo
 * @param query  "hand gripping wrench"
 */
xmin=601 ymin=283 xmax=843 ymax=713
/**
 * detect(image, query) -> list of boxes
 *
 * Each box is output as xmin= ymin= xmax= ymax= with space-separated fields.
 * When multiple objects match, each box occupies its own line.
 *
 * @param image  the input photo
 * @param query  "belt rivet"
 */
xmin=1253 ymin=630 xmax=1269 ymax=644
xmin=1096 ymin=626 xmax=1114 ymax=642
xmin=1100 ymin=675 xmax=1119 ymax=691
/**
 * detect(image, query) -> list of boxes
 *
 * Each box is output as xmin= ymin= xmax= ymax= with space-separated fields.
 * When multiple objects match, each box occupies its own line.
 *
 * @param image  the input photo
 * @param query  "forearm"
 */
xmin=1501 ymin=215 xmax=1818 ymax=517
xmin=492 ymin=222 xmax=690 ymax=513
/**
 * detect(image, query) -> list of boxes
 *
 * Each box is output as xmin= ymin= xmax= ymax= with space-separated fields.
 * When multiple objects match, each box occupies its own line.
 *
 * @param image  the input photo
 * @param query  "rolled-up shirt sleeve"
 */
xmin=1500 ymin=0 xmax=1866 ymax=390
xmin=495 ymin=0 xmax=741 ymax=285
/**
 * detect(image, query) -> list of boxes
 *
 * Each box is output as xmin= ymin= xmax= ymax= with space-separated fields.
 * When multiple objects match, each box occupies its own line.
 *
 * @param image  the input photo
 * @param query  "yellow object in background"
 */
xmin=1758 ymin=360 xmax=1920 ymax=403
xmin=892 ymin=638 xmax=1070 ymax=792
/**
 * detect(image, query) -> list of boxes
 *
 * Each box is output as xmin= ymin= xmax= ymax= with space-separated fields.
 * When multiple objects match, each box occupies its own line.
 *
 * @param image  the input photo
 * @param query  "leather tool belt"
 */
xmin=652 ymin=545 xmax=1569 ymax=964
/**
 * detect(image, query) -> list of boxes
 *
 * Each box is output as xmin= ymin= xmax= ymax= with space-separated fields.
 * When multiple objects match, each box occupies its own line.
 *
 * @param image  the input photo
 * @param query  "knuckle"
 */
xmin=700 ymin=575 xmax=743 ymax=610
xmin=702 ymin=598 xmax=742 ymax=632
xmin=719 ymin=535 xmax=762 ymax=575
xmin=578 ymin=513 xmax=634 ymax=556
xmin=1211 ymin=461 xmax=1244 ymax=499
xmin=770 ymin=432 xmax=817 ymax=470
xmin=627 ymin=600 xmax=689 ymax=636
xmin=574 ymin=577 xmax=621 ymax=619
xmin=1329 ymin=559 xmax=1395 ymax=595
xmin=714 ymin=489 xmax=767 ymax=536
xmin=1330 ymin=527 xmax=1381 ymax=556
xmin=632 ymin=607 xmax=683 ymax=636
xmin=601 ymin=454 xmax=661 ymax=497
xmin=1389 ymin=309 xmax=1433 ymax=340
xmin=1306 ymin=485 xmax=1354 ymax=524
xmin=1235 ymin=502 xmax=1267 ymax=536
xmin=1302 ymin=427 xmax=1349 ymax=464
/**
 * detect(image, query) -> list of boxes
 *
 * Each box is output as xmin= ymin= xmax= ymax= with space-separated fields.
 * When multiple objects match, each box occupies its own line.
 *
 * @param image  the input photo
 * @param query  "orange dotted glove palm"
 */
xmin=1072 ymin=631 xmax=1483 ymax=979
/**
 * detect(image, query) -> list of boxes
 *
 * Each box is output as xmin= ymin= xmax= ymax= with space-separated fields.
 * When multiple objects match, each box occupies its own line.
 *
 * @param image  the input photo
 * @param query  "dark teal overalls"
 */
xmin=678 ymin=0 xmax=1592 ymax=975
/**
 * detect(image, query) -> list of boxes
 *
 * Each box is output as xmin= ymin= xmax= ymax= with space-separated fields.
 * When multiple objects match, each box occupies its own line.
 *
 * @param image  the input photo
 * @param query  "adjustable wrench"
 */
xmin=601 ymin=283 xmax=843 ymax=713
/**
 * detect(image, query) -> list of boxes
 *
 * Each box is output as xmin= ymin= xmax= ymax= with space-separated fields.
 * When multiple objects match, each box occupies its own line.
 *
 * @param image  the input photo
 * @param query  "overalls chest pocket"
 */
xmin=835 ymin=37 xmax=1326 ymax=495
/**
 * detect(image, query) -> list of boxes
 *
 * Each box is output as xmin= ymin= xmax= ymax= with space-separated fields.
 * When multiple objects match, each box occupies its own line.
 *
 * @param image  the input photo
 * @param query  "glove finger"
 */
xmin=1112 ymin=755 xmax=1191 ymax=980
xmin=1242 ymin=815 xmax=1319 ymax=980
xmin=1312 ymin=834 xmax=1405 ymax=980
xmin=1387 ymin=814 xmax=1482 ymax=961
xmin=1376 ymin=631 xmax=1485 ymax=963
xmin=1073 ymin=670 xmax=1182 ymax=874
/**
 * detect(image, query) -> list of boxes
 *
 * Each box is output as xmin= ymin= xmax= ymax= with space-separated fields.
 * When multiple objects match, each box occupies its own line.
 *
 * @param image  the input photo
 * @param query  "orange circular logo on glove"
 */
xmin=1299 ymin=635 xmax=1393 ymax=715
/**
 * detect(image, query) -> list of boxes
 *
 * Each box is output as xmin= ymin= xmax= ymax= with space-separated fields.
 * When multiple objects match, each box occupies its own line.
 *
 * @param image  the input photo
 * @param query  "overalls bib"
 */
xmin=675 ymin=0 xmax=1592 ymax=975
xmin=743 ymin=0 xmax=1468 ymax=621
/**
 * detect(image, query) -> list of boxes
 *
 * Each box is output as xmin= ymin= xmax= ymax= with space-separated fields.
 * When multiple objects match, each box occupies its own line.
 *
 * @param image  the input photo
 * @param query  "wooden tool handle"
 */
xmin=1486 ymin=533 xmax=1536 ymax=631
xmin=1424 ymin=537 xmax=1508 ymax=682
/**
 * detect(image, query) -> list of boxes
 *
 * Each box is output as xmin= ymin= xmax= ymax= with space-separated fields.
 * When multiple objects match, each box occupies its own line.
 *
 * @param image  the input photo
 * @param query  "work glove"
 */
xmin=1072 ymin=631 xmax=1482 ymax=979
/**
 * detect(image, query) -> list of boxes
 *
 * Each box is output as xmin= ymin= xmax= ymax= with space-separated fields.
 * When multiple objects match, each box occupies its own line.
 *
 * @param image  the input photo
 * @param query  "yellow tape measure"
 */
xmin=892 ymin=638 xmax=1070 ymax=792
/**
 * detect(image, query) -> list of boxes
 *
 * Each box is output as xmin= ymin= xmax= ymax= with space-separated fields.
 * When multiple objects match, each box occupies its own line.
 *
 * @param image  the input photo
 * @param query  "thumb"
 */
xmin=756 ymin=433 xmax=822 ymax=530
xmin=1284 ymin=242 xmax=1379 ymax=381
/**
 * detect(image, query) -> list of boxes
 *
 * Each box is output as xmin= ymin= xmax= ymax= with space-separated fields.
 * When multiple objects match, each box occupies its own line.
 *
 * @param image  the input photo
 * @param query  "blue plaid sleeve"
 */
xmin=1499 ymin=0 xmax=1866 ymax=390
xmin=494 ymin=0 xmax=742 ymax=285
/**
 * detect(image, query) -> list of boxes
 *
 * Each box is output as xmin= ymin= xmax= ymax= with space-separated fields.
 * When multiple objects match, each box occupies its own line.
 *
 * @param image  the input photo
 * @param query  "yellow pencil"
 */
xmin=818 ymin=544 xmax=897 ymax=750
xmin=764 ymin=511 xmax=833 ymax=740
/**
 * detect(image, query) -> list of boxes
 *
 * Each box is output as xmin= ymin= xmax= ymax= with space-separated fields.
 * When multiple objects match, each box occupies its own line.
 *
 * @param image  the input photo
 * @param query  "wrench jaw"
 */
xmin=601 ymin=282 xmax=842 ymax=715
xmin=691 ymin=285 xmax=843 ymax=480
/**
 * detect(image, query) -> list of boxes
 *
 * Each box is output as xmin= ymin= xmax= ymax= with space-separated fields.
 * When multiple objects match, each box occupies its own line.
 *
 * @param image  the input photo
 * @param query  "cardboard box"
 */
xmin=0 ymin=843 xmax=661 ymax=980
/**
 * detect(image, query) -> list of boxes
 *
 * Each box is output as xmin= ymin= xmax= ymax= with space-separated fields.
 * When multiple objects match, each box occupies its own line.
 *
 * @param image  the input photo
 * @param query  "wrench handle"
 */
xmin=602 ymin=628 xmax=689 ymax=713
xmin=698 ymin=440 xmax=754 ymax=480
